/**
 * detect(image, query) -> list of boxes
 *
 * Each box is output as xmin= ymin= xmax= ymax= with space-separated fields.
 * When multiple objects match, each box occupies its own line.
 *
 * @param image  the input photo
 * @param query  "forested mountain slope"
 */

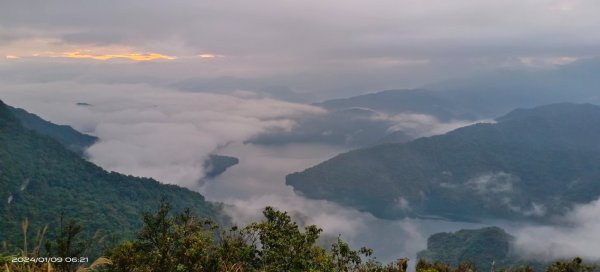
xmin=0 ymin=100 xmax=221 ymax=250
xmin=418 ymin=227 xmax=521 ymax=271
xmin=7 ymin=105 xmax=97 ymax=156
xmin=287 ymin=103 xmax=600 ymax=221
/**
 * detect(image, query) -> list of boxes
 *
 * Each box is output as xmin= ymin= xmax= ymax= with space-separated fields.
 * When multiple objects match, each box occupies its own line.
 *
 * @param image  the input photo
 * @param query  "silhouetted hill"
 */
xmin=204 ymin=154 xmax=239 ymax=178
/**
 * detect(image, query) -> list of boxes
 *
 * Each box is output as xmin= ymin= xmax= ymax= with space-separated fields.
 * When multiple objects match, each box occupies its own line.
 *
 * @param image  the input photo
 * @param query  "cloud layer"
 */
xmin=375 ymin=112 xmax=491 ymax=138
xmin=200 ymin=143 xmax=485 ymax=263
xmin=513 ymin=199 xmax=600 ymax=261
xmin=1 ymin=84 xmax=322 ymax=186
xmin=1 ymin=85 xmax=485 ymax=264
xmin=6 ymin=83 xmax=600 ymax=263
xmin=3 ymin=0 xmax=600 ymax=99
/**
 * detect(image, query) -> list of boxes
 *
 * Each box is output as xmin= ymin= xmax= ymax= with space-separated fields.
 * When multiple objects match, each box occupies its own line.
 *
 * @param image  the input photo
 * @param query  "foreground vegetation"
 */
xmin=2 ymin=200 xmax=598 ymax=272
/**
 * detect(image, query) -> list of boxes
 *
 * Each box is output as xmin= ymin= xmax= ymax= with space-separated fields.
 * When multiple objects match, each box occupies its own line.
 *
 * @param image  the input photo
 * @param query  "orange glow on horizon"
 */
xmin=197 ymin=53 xmax=223 ymax=59
xmin=62 ymin=51 xmax=177 ymax=61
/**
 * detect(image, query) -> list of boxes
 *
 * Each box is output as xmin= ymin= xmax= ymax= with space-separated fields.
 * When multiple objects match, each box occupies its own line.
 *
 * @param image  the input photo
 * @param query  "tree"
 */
xmin=106 ymin=201 xmax=408 ymax=272
xmin=107 ymin=198 xmax=216 ymax=272
xmin=546 ymin=257 xmax=597 ymax=272
xmin=245 ymin=206 xmax=332 ymax=271
xmin=45 ymin=217 xmax=91 ymax=272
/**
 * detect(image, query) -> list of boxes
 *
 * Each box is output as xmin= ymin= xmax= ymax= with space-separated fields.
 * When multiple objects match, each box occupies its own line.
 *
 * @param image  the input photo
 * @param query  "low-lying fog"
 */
xmin=1 ymin=87 xmax=485 ymax=263
xmin=198 ymin=142 xmax=486 ymax=263
xmin=4 ymin=86 xmax=600 ymax=264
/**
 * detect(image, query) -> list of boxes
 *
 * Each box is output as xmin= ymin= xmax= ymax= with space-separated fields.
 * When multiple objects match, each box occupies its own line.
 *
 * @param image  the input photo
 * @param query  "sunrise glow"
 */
xmin=197 ymin=54 xmax=222 ymax=59
xmin=62 ymin=51 xmax=177 ymax=61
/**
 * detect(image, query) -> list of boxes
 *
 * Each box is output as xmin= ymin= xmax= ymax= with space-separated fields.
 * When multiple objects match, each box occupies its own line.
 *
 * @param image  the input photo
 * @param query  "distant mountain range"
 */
xmin=287 ymin=103 xmax=600 ymax=221
xmin=319 ymin=58 xmax=600 ymax=120
xmin=254 ymin=58 xmax=600 ymax=148
xmin=424 ymin=57 xmax=600 ymax=117
xmin=249 ymin=108 xmax=413 ymax=147
xmin=315 ymin=89 xmax=474 ymax=121
xmin=250 ymin=90 xmax=472 ymax=148
xmin=0 ymin=100 xmax=222 ymax=251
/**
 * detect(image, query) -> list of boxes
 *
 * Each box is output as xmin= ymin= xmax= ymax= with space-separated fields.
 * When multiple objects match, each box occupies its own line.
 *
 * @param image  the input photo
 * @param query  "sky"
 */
xmin=2 ymin=0 xmax=600 ymax=100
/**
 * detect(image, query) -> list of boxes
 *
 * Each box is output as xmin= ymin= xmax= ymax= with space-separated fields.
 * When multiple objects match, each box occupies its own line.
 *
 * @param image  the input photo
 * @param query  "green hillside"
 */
xmin=0 ymin=100 xmax=221 ymax=251
xmin=417 ymin=227 xmax=519 ymax=271
xmin=287 ymin=103 xmax=600 ymax=221
xmin=8 ymin=105 xmax=238 ymax=179
xmin=7 ymin=105 xmax=98 ymax=156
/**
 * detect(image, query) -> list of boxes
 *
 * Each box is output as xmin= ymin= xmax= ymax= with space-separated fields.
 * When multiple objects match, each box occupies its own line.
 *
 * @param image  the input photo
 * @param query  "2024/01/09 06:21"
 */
xmin=11 ymin=257 xmax=89 ymax=263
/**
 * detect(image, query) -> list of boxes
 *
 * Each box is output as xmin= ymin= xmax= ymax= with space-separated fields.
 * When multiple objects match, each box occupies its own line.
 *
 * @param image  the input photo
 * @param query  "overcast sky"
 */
xmin=2 ymin=0 xmax=600 ymax=100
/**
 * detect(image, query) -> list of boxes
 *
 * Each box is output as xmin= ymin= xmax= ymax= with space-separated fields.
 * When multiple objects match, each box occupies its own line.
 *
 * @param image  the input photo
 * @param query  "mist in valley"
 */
xmin=5 ymin=86 xmax=600 ymax=265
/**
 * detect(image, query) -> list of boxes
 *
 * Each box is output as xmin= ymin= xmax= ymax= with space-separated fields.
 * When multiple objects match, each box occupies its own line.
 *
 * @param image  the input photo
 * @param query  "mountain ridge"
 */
xmin=286 ymin=103 xmax=600 ymax=221
xmin=0 ymin=99 xmax=222 ymax=250
xmin=7 ymin=105 xmax=98 ymax=156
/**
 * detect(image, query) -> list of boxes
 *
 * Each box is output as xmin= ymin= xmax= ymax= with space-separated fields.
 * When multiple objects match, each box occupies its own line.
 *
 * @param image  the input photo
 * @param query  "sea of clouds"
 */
xmin=3 ymin=84 xmax=600 ymax=263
